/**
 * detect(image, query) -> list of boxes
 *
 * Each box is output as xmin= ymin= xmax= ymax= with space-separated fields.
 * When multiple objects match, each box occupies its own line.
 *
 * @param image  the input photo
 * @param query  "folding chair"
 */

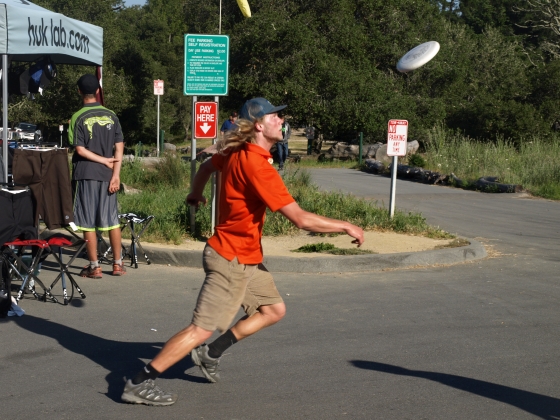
xmin=103 ymin=213 xmax=154 ymax=269
xmin=2 ymin=236 xmax=88 ymax=305
xmin=43 ymin=236 xmax=87 ymax=305
xmin=121 ymin=213 xmax=154 ymax=268
xmin=95 ymin=231 xmax=116 ymax=264
xmin=1 ymin=239 xmax=57 ymax=304
xmin=63 ymin=225 xmax=112 ymax=264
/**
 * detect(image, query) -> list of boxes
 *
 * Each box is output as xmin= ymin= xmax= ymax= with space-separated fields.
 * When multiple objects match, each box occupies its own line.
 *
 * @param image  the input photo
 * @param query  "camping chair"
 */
xmin=102 ymin=213 xmax=154 ymax=269
xmin=2 ymin=236 xmax=87 ymax=305
xmin=43 ymin=236 xmax=87 ymax=305
xmin=1 ymin=239 xmax=56 ymax=304
xmin=63 ymin=226 xmax=112 ymax=264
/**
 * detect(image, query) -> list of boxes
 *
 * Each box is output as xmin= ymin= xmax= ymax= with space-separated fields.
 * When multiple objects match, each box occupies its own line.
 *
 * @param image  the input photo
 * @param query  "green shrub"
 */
xmin=408 ymin=153 xmax=426 ymax=168
xmin=423 ymin=126 xmax=560 ymax=199
xmin=292 ymin=242 xmax=376 ymax=255
xmin=119 ymin=161 xmax=452 ymax=243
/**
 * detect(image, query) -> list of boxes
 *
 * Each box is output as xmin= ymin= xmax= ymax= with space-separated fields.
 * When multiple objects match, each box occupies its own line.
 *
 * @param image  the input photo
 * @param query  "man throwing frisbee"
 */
xmin=121 ymin=97 xmax=364 ymax=406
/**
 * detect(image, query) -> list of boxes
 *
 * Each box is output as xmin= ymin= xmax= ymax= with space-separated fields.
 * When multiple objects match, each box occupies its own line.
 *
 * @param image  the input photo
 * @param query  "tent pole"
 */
xmin=2 ymin=54 xmax=7 ymax=182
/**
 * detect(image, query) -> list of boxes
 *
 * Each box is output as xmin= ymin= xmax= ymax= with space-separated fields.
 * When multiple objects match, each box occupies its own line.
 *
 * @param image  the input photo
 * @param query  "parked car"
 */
xmin=15 ymin=122 xmax=41 ymax=142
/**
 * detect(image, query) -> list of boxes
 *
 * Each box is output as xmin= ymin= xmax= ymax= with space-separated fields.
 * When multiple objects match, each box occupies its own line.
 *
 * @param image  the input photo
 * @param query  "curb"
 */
xmin=142 ymin=239 xmax=487 ymax=273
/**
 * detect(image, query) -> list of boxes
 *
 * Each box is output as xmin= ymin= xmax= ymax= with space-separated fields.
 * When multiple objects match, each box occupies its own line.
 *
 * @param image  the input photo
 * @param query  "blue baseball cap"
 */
xmin=239 ymin=97 xmax=287 ymax=122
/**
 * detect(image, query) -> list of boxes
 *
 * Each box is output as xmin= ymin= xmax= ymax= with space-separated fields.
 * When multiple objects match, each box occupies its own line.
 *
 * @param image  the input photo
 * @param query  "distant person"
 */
xmin=69 ymin=74 xmax=126 ymax=278
xmin=121 ymin=97 xmax=364 ymax=406
xmin=305 ymin=125 xmax=315 ymax=155
xmin=277 ymin=120 xmax=291 ymax=170
xmin=220 ymin=111 xmax=238 ymax=136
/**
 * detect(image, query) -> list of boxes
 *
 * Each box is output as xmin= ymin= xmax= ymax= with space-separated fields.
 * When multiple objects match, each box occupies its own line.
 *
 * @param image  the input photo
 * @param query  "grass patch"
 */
xmin=292 ymin=242 xmax=376 ymax=255
xmin=265 ymin=167 xmax=453 ymax=239
xmin=118 ymin=156 xmax=452 ymax=244
xmin=423 ymin=126 xmax=560 ymax=199
xmin=294 ymin=157 xmax=359 ymax=169
xmin=434 ymin=238 xmax=470 ymax=249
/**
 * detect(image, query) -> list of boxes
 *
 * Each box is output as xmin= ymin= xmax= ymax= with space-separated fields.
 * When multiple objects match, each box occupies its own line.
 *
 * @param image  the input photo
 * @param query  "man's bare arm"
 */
xmin=278 ymin=202 xmax=364 ymax=246
xmin=186 ymin=158 xmax=218 ymax=208
xmin=75 ymin=145 xmax=119 ymax=169
xmin=109 ymin=142 xmax=124 ymax=193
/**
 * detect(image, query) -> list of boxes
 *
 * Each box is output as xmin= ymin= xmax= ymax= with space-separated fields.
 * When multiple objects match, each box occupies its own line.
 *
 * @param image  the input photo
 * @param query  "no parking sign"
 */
xmin=387 ymin=119 xmax=408 ymax=156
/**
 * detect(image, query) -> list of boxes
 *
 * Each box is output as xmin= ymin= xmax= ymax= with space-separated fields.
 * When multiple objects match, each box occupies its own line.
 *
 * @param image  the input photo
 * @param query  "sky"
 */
xmin=122 ymin=0 xmax=147 ymax=6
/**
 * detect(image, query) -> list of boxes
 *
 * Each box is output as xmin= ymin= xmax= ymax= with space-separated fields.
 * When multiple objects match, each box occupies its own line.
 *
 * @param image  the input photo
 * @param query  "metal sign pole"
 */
xmin=211 ymin=96 xmax=220 ymax=232
xmin=389 ymin=155 xmax=397 ymax=219
xmin=156 ymin=94 xmax=160 ymax=157
xmin=2 ymin=55 xmax=8 ymax=182
xmin=190 ymin=96 xmax=197 ymax=235
xmin=387 ymin=119 xmax=408 ymax=219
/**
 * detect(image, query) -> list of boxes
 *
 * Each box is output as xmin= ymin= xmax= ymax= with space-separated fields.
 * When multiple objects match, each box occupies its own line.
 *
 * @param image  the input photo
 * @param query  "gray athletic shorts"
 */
xmin=192 ymin=245 xmax=284 ymax=333
xmin=73 ymin=179 xmax=120 ymax=231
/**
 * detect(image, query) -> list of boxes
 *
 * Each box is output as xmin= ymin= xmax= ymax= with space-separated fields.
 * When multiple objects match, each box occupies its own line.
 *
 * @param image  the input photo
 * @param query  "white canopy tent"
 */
xmin=1 ymin=0 xmax=104 ymax=181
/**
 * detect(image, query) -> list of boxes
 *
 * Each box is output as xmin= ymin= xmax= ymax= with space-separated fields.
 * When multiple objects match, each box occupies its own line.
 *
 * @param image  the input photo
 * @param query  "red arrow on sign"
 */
xmin=194 ymin=102 xmax=218 ymax=139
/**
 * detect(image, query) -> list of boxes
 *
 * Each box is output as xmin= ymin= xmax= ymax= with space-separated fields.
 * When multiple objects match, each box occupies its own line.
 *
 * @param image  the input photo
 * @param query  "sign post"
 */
xmin=154 ymin=80 xmax=164 ymax=157
xmin=184 ymin=34 xmax=229 ymax=235
xmin=194 ymin=100 xmax=221 ymax=229
xmin=387 ymin=119 xmax=408 ymax=219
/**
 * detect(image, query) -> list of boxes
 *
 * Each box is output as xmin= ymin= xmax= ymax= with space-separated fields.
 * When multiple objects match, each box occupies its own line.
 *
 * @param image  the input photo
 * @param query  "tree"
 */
xmin=5 ymin=0 xmax=558 ymax=144
xmin=428 ymin=0 xmax=461 ymax=21
xmin=457 ymin=0 xmax=520 ymax=35
xmin=515 ymin=0 xmax=560 ymax=58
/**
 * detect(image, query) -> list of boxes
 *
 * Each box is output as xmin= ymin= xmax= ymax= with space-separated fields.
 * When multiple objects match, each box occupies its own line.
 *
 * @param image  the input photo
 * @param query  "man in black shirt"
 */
xmin=69 ymin=74 xmax=126 ymax=278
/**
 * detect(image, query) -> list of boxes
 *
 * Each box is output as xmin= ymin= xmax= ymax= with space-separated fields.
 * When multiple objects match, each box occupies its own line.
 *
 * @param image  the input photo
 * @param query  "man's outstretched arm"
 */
xmin=278 ymin=202 xmax=364 ymax=246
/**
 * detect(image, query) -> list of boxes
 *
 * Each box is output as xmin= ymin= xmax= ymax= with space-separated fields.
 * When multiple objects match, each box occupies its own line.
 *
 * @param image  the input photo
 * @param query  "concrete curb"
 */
xmin=142 ymin=239 xmax=487 ymax=273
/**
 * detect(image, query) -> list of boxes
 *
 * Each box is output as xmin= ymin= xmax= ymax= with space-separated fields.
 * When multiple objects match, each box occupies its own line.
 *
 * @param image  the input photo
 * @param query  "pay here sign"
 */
xmin=194 ymin=102 xmax=218 ymax=139
xmin=387 ymin=119 xmax=408 ymax=156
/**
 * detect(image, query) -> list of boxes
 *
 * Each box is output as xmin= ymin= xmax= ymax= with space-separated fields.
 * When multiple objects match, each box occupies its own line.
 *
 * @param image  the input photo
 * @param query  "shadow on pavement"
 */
xmin=12 ymin=315 xmax=204 ymax=402
xmin=350 ymin=360 xmax=560 ymax=419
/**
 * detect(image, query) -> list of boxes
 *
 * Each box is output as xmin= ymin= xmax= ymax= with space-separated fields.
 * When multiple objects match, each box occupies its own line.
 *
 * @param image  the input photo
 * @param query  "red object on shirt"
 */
xmin=207 ymin=143 xmax=295 ymax=264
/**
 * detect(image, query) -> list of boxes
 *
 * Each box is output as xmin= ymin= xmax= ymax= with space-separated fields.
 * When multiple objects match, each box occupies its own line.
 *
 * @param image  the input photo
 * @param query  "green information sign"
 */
xmin=184 ymin=34 xmax=229 ymax=96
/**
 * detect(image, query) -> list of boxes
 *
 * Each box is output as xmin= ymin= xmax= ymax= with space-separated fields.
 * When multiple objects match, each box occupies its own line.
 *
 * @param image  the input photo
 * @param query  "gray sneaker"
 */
xmin=121 ymin=379 xmax=177 ymax=406
xmin=191 ymin=344 xmax=220 ymax=383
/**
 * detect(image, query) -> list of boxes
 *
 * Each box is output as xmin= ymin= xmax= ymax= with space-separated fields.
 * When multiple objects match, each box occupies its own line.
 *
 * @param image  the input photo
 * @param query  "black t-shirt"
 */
xmin=69 ymin=103 xmax=123 ymax=182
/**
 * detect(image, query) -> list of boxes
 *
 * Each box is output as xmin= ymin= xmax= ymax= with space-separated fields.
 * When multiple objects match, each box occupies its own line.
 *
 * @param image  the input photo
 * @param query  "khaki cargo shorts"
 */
xmin=192 ymin=245 xmax=284 ymax=333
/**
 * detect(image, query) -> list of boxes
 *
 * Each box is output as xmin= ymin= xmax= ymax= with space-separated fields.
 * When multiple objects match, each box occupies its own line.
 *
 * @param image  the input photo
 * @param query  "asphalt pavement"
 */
xmin=2 ymin=168 xmax=560 ymax=419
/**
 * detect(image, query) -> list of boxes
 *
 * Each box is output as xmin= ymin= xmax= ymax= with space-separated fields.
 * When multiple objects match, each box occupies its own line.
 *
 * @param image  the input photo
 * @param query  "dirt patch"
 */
xmin=143 ymin=230 xmax=459 ymax=258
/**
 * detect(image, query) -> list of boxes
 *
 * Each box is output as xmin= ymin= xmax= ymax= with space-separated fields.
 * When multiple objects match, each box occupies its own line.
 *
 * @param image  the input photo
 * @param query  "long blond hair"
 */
xmin=216 ymin=118 xmax=260 ymax=154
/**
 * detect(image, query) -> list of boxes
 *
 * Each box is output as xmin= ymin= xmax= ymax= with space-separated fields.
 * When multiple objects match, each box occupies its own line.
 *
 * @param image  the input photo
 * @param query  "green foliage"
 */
xmin=423 ymin=126 xmax=560 ymax=199
xmin=121 ymin=154 xmax=190 ymax=189
xmin=292 ymin=242 xmax=375 ymax=255
xmin=119 ymin=161 xmax=450 ymax=242
xmin=117 ymin=183 xmax=190 ymax=243
xmin=458 ymin=0 xmax=522 ymax=35
xmin=265 ymin=167 xmax=451 ymax=237
xmin=293 ymin=242 xmax=336 ymax=253
xmin=118 ymin=155 xmax=192 ymax=242
xmin=154 ymin=154 xmax=190 ymax=188
xmin=408 ymin=153 xmax=426 ymax=168
xmin=8 ymin=0 xmax=560 ymax=146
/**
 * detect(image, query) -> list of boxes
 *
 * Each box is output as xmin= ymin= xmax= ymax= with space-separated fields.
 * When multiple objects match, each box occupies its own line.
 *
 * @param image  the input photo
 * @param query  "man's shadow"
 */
xmin=12 ymin=315 xmax=207 ymax=402
xmin=350 ymin=360 xmax=560 ymax=419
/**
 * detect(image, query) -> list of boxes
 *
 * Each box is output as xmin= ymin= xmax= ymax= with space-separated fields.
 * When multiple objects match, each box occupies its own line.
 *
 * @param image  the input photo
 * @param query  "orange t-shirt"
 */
xmin=207 ymin=143 xmax=295 ymax=264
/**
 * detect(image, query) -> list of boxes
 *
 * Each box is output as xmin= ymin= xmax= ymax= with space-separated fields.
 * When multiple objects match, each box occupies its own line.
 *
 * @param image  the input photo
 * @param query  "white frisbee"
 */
xmin=396 ymin=41 xmax=440 ymax=73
